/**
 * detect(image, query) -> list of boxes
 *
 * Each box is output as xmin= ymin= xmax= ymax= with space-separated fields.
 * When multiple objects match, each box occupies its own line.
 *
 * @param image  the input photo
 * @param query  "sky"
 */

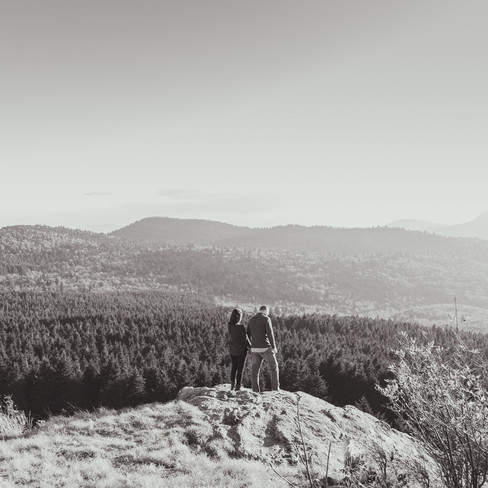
xmin=1 ymin=1 xmax=488 ymax=232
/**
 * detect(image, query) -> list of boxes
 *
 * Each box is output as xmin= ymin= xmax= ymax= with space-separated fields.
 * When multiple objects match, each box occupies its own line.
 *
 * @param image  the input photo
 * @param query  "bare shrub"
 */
xmin=379 ymin=334 xmax=488 ymax=488
xmin=340 ymin=438 xmax=436 ymax=488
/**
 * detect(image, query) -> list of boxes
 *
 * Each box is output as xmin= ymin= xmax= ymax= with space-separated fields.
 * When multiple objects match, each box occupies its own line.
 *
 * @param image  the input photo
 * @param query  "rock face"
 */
xmin=177 ymin=384 xmax=441 ymax=486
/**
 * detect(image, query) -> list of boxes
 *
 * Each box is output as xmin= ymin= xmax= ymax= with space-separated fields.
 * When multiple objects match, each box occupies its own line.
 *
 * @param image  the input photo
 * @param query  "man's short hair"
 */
xmin=259 ymin=305 xmax=269 ymax=313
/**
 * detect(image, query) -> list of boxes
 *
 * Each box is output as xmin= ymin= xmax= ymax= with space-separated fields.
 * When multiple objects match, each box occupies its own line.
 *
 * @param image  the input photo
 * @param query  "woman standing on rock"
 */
xmin=227 ymin=308 xmax=250 ymax=391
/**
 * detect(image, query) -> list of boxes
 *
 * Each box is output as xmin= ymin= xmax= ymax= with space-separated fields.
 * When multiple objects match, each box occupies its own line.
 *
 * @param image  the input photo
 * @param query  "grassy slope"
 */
xmin=0 ymin=401 xmax=291 ymax=488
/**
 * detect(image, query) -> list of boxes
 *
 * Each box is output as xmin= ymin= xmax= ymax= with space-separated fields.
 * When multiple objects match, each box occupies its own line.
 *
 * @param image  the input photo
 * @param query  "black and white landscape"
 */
xmin=3 ymin=0 xmax=488 ymax=486
xmin=2 ymin=215 xmax=488 ymax=486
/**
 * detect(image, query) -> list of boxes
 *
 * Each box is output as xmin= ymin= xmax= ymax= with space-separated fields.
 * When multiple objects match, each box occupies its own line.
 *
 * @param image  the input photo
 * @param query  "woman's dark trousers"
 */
xmin=230 ymin=351 xmax=247 ymax=390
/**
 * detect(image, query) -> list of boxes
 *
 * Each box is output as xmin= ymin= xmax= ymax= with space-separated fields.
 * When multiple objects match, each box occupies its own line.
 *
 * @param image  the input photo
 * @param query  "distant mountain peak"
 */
xmin=468 ymin=211 xmax=488 ymax=223
xmin=387 ymin=219 xmax=445 ymax=232
xmin=387 ymin=212 xmax=488 ymax=240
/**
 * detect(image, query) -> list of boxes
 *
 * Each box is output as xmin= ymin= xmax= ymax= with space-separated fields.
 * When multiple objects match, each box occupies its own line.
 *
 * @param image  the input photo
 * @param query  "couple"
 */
xmin=228 ymin=305 xmax=280 ymax=393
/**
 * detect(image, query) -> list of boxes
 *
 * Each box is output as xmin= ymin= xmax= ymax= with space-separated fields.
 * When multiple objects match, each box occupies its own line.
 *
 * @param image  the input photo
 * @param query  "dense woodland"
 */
xmin=1 ymin=289 xmax=486 ymax=426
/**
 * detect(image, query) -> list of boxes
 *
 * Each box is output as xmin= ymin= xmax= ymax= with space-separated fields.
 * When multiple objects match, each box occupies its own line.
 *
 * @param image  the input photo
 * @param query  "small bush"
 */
xmin=379 ymin=334 xmax=488 ymax=488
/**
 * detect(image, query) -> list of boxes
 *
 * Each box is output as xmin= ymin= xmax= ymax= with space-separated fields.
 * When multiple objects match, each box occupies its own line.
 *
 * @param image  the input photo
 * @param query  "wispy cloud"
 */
xmin=84 ymin=192 xmax=115 ymax=196
xmin=157 ymin=189 xmax=228 ymax=202
xmin=156 ymin=189 xmax=277 ymax=214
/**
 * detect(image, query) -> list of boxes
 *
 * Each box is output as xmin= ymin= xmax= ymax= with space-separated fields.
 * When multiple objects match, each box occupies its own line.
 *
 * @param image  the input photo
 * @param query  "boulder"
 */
xmin=177 ymin=384 xmax=442 ymax=486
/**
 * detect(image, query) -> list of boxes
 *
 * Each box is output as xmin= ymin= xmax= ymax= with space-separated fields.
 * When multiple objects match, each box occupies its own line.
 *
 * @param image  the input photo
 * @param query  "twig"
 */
xmin=296 ymin=394 xmax=314 ymax=487
xmin=325 ymin=441 xmax=332 ymax=488
xmin=268 ymin=463 xmax=298 ymax=488
xmin=454 ymin=296 xmax=459 ymax=333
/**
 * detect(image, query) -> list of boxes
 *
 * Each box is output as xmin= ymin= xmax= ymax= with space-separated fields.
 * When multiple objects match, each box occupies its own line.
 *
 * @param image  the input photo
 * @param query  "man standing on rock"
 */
xmin=247 ymin=305 xmax=280 ymax=392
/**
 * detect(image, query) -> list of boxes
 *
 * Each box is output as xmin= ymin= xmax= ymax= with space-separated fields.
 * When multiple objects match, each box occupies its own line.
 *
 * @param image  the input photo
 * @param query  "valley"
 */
xmin=2 ymin=219 xmax=488 ymax=331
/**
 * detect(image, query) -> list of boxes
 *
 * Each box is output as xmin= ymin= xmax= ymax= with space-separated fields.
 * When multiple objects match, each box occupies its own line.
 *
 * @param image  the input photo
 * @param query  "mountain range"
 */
xmin=111 ymin=212 xmax=488 ymax=243
xmin=108 ymin=213 xmax=488 ymax=333
xmin=387 ymin=211 xmax=488 ymax=240
xmin=2 ymin=218 xmax=488 ymax=331
xmin=111 ymin=216 xmax=484 ymax=255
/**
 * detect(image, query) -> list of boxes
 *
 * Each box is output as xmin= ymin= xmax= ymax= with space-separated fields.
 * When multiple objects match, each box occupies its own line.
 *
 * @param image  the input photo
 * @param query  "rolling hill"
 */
xmin=112 ymin=217 xmax=250 ymax=244
xmin=112 ymin=216 xmax=486 ymax=255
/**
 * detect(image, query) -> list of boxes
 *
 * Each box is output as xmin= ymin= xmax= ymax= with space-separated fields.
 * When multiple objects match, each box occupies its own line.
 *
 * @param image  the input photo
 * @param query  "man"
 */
xmin=246 ymin=305 xmax=280 ymax=392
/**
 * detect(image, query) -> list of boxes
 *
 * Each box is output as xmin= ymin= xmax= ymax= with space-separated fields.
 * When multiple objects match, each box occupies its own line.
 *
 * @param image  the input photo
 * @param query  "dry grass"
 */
xmin=0 ymin=396 xmax=31 ymax=439
xmin=0 ymin=401 xmax=291 ymax=488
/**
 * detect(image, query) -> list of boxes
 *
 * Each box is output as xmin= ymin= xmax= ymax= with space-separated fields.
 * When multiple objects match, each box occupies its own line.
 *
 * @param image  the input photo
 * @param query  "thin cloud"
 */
xmin=84 ymin=192 xmax=115 ymax=196
xmin=157 ymin=189 xmax=238 ymax=203
xmin=156 ymin=189 xmax=277 ymax=215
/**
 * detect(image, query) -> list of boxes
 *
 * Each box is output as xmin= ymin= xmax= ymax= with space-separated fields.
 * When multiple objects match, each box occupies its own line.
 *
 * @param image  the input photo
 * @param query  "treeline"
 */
xmin=1 ymin=290 xmax=485 ymax=423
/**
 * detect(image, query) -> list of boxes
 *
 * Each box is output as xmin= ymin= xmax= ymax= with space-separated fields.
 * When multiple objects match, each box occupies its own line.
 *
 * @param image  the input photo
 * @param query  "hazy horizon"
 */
xmin=2 ymin=211 xmax=488 ymax=235
xmin=2 ymin=1 xmax=488 ymax=232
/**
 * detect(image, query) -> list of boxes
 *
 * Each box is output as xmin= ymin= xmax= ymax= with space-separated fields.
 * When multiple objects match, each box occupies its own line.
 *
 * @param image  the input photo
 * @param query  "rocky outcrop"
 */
xmin=177 ymin=384 xmax=441 ymax=486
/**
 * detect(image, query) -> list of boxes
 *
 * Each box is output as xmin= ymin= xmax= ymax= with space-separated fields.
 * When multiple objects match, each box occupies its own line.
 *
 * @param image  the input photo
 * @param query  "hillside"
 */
xmin=0 ymin=385 xmax=442 ymax=487
xmin=112 ymin=216 xmax=482 ymax=255
xmin=112 ymin=217 xmax=250 ymax=244
xmin=2 ymin=223 xmax=488 ymax=327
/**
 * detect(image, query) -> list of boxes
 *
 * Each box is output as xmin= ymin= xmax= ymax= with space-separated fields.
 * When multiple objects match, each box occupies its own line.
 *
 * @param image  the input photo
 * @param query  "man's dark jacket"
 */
xmin=247 ymin=312 xmax=276 ymax=350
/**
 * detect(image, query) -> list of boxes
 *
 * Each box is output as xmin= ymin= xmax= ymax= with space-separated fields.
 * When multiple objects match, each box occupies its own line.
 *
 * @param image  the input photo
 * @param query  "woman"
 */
xmin=227 ymin=308 xmax=250 ymax=391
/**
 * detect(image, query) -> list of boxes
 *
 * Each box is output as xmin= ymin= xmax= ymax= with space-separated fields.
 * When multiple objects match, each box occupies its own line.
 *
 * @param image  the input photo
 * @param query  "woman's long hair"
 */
xmin=228 ymin=308 xmax=243 ymax=326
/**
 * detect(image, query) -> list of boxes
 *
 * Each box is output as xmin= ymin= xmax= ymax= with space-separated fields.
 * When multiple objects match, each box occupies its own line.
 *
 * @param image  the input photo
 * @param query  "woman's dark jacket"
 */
xmin=228 ymin=323 xmax=250 ymax=356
